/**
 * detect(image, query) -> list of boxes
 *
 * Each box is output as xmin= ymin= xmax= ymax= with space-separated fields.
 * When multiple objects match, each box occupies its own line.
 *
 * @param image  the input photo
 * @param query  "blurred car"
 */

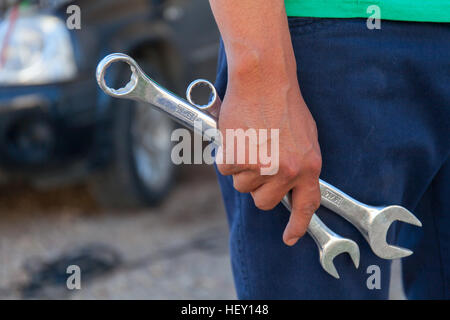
xmin=0 ymin=0 xmax=220 ymax=208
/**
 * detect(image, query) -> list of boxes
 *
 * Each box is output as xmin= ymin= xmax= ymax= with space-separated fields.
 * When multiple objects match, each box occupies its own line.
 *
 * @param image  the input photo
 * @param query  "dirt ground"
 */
xmin=0 ymin=164 xmax=405 ymax=299
xmin=0 ymin=165 xmax=235 ymax=299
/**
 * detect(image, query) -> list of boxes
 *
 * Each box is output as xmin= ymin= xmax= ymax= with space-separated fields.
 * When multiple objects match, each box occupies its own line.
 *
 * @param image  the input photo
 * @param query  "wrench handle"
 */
xmin=282 ymin=194 xmax=336 ymax=252
xmin=96 ymin=53 xmax=218 ymax=139
xmin=319 ymin=179 xmax=374 ymax=240
xmin=96 ymin=54 xmax=367 ymax=276
xmin=96 ymin=54 xmax=370 ymax=243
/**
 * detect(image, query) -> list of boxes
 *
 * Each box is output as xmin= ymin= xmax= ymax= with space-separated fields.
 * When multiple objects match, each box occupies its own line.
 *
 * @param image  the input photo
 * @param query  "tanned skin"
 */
xmin=209 ymin=0 xmax=322 ymax=246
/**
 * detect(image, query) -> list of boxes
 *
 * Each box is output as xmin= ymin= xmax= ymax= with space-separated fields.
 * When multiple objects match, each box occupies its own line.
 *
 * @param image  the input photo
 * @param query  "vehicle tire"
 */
xmin=89 ymin=61 xmax=176 ymax=209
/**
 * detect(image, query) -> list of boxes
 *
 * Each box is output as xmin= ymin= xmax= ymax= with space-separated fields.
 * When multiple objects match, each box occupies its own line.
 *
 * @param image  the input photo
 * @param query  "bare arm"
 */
xmin=210 ymin=0 xmax=322 ymax=246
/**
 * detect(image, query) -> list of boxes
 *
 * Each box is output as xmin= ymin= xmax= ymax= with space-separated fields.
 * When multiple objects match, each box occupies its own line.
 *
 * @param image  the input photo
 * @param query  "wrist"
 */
xmin=227 ymin=44 xmax=298 ymax=86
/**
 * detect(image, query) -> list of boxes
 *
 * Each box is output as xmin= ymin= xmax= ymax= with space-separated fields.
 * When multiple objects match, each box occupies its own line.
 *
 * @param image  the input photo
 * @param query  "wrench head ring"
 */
xmin=320 ymin=238 xmax=360 ymax=279
xmin=368 ymin=205 xmax=422 ymax=259
xmin=96 ymin=53 xmax=139 ymax=98
xmin=186 ymin=79 xmax=217 ymax=110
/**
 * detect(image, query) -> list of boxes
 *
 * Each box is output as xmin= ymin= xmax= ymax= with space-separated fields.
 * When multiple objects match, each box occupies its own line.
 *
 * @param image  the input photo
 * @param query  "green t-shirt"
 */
xmin=285 ymin=0 xmax=450 ymax=22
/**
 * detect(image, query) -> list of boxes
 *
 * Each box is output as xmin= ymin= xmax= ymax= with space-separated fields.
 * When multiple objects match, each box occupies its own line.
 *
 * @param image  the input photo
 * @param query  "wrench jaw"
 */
xmin=368 ymin=206 xmax=422 ymax=259
xmin=320 ymin=237 xmax=360 ymax=279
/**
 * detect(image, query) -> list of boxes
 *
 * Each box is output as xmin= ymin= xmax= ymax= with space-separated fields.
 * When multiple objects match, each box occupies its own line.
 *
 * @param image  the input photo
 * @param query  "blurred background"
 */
xmin=0 ymin=0 xmax=236 ymax=299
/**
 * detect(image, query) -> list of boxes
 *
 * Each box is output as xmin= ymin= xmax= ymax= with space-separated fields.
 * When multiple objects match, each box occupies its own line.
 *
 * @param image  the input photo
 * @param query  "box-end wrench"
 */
xmin=96 ymin=53 xmax=360 ymax=279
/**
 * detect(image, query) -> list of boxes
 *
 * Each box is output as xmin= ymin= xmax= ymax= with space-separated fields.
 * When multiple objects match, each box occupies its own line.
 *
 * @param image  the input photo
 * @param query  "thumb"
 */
xmin=282 ymin=187 xmax=315 ymax=246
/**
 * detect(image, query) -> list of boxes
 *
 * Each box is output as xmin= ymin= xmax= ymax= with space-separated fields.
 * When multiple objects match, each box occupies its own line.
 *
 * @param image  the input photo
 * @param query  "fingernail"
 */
xmin=285 ymin=237 xmax=298 ymax=246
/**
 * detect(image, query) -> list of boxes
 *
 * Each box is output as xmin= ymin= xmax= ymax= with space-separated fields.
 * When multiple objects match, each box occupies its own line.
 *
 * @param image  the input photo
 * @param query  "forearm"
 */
xmin=209 ymin=0 xmax=297 ymax=86
xmin=210 ymin=1 xmax=322 ymax=245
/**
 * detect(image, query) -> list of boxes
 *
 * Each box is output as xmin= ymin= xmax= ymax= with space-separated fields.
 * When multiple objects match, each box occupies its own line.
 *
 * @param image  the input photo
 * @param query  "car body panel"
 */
xmin=0 ymin=0 xmax=219 ymax=185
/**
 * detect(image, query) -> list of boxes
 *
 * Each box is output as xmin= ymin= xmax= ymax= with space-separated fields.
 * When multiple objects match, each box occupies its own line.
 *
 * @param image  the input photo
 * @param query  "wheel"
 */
xmin=89 ymin=61 xmax=175 ymax=209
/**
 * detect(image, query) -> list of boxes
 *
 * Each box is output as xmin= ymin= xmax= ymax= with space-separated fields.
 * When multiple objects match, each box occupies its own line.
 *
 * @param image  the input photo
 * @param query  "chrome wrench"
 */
xmin=282 ymin=195 xmax=359 ymax=279
xmin=319 ymin=181 xmax=422 ymax=259
xmin=97 ymin=53 xmax=360 ymax=278
xmin=184 ymin=61 xmax=422 ymax=260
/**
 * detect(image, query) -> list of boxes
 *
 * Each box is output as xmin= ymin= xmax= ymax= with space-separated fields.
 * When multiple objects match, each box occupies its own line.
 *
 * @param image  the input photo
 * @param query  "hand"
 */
xmin=217 ymin=56 xmax=322 ymax=246
xmin=209 ymin=0 xmax=322 ymax=246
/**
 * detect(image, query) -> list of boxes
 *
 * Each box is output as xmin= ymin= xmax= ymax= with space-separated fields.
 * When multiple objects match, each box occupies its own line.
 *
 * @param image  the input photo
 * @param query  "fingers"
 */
xmin=250 ymin=179 xmax=290 ymax=211
xmin=222 ymin=153 xmax=321 ymax=248
xmin=215 ymin=119 xmax=322 ymax=247
xmin=282 ymin=176 xmax=321 ymax=246
xmin=233 ymin=171 xmax=267 ymax=193
xmin=215 ymin=142 xmax=257 ymax=176
xmin=249 ymin=172 xmax=321 ymax=247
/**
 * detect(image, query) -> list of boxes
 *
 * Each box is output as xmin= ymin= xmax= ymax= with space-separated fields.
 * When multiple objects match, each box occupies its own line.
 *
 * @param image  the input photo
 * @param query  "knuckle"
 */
xmin=280 ymin=160 xmax=301 ymax=181
xmin=304 ymin=153 xmax=322 ymax=176
xmin=217 ymin=163 xmax=232 ymax=176
xmin=300 ymin=202 xmax=319 ymax=216
xmin=312 ymin=190 xmax=321 ymax=210
xmin=253 ymin=194 xmax=280 ymax=211
xmin=253 ymin=196 xmax=272 ymax=211
xmin=217 ymin=163 xmax=245 ymax=176
xmin=311 ymin=199 xmax=320 ymax=212
xmin=233 ymin=178 xmax=250 ymax=193
xmin=255 ymin=200 xmax=273 ymax=211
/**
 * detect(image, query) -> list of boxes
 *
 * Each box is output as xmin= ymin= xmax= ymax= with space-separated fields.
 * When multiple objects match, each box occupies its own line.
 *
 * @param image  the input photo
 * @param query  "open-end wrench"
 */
xmin=319 ymin=180 xmax=422 ymax=259
xmin=282 ymin=195 xmax=359 ymax=279
xmin=96 ymin=53 xmax=360 ymax=278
